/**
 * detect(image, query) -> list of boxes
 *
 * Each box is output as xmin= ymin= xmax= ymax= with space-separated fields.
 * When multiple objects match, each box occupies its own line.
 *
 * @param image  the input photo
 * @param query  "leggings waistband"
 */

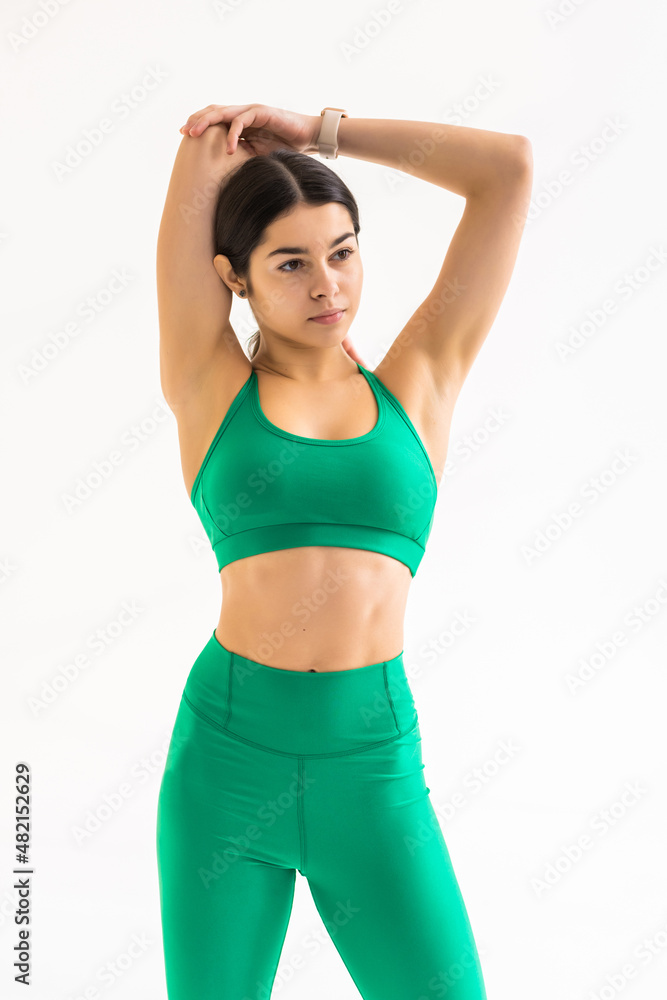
xmin=182 ymin=628 xmax=419 ymax=757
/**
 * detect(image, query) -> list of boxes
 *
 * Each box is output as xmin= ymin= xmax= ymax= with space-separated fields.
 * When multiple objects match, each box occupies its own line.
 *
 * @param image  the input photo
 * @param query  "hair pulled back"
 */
xmin=214 ymin=149 xmax=361 ymax=359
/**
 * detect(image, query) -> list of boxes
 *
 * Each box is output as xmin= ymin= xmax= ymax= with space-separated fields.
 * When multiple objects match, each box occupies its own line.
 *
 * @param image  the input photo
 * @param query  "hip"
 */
xmin=180 ymin=627 xmax=419 ymax=757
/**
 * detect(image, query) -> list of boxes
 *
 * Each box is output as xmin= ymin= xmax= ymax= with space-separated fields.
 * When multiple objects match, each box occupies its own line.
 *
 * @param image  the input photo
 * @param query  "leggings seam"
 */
xmin=383 ymin=662 xmax=400 ymax=735
xmin=298 ymin=758 xmax=306 ymax=873
xmin=181 ymin=691 xmax=417 ymax=759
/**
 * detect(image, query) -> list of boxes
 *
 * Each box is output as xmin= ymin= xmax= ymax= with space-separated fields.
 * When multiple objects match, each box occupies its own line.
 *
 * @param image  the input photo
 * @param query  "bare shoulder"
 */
xmin=371 ymin=346 xmax=460 ymax=486
xmin=169 ymin=337 xmax=253 ymax=499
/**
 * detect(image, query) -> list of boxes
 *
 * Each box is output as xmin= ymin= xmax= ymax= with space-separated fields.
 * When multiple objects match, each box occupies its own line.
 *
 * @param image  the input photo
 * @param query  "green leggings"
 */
xmin=156 ymin=628 xmax=487 ymax=999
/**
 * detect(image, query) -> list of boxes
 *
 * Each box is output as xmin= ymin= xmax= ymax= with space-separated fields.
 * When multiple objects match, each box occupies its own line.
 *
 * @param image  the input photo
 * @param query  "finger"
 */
xmin=181 ymin=117 xmax=209 ymax=136
xmin=179 ymin=108 xmax=211 ymax=133
xmin=180 ymin=108 xmax=227 ymax=135
xmin=180 ymin=104 xmax=256 ymax=135
xmin=225 ymin=111 xmax=257 ymax=153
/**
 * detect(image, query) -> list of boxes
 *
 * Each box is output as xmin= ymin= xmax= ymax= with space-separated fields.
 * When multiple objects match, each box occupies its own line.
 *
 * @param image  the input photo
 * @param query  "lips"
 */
xmin=310 ymin=309 xmax=345 ymax=319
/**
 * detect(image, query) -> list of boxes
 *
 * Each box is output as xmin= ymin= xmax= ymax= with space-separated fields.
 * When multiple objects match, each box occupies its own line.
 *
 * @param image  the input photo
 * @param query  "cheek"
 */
xmin=263 ymin=273 xmax=298 ymax=307
xmin=272 ymin=271 xmax=302 ymax=291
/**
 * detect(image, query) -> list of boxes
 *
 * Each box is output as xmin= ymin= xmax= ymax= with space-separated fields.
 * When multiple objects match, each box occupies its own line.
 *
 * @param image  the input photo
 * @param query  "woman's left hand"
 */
xmin=341 ymin=335 xmax=367 ymax=368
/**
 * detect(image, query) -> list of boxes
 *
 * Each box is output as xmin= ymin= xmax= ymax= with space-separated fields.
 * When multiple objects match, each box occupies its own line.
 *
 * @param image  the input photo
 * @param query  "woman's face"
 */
xmin=245 ymin=202 xmax=363 ymax=350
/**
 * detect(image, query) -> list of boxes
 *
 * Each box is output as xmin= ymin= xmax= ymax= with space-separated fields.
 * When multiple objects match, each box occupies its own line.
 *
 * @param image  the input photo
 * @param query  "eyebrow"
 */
xmin=265 ymin=232 xmax=356 ymax=259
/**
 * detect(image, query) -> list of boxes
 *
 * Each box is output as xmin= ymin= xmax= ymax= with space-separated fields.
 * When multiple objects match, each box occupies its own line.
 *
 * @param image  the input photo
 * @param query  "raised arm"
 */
xmin=335 ymin=117 xmax=532 ymax=403
xmin=156 ymin=123 xmax=253 ymax=407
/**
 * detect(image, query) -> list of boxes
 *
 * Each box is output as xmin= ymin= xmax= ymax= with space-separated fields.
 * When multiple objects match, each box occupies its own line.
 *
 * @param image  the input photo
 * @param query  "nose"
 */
xmin=310 ymin=265 xmax=340 ymax=299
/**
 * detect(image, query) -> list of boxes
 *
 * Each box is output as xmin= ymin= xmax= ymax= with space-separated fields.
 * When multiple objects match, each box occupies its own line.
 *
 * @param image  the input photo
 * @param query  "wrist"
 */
xmin=304 ymin=115 xmax=323 ymax=155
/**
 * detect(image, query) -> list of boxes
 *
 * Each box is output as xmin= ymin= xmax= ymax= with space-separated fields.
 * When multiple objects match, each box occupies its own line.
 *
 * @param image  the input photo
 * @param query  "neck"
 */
xmin=252 ymin=346 xmax=359 ymax=382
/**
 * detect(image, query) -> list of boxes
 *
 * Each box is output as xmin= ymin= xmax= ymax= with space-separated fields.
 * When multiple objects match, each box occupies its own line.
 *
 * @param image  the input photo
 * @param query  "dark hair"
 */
xmin=213 ymin=149 xmax=361 ymax=359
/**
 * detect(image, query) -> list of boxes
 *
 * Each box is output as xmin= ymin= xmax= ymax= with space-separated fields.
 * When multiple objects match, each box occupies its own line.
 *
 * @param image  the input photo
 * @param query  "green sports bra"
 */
xmin=190 ymin=363 xmax=438 ymax=578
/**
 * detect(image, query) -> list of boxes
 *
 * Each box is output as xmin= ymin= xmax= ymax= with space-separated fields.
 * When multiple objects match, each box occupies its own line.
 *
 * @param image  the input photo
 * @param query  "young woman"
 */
xmin=155 ymin=102 xmax=532 ymax=1000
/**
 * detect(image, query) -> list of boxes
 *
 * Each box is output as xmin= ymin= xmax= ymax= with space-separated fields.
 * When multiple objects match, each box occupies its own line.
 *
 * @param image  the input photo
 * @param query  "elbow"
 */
xmin=481 ymin=136 xmax=533 ymax=194
xmin=511 ymin=135 xmax=533 ymax=179
xmin=467 ymin=135 xmax=533 ymax=199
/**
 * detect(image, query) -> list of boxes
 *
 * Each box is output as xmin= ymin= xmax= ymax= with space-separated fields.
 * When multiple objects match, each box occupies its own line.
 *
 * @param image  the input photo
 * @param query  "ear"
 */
xmin=213 ymin=253 xmax=241 ymax=294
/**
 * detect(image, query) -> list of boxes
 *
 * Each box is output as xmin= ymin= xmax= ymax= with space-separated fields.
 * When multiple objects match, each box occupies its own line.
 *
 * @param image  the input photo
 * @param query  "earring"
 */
xmin=239 ymin=289 xmax=246 ymax=297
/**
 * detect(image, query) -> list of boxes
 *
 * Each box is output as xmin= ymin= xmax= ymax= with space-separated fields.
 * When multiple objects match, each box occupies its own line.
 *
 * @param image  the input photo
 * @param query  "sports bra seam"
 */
xmin=190 ymin=373 xmax=253 ymax=502
xmin=366 ymin=373 xmax=439 ymax=494
xmin=201 ymin=492 xmax=230 ymax=541
xmin=415 ymin=509 xmax=436 ymax=547
xmin=210 ymin=522 xmax=426 ymax=541
xmin=250 ymin=364 xmax=386 ymax=446
xmin=210 ymin=530 xmax=422 ymax=577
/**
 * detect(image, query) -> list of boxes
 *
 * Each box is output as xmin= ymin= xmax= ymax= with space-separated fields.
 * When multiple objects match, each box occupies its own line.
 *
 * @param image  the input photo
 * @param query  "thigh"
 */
xmin=304 ymin=724 xmax=487 ymax=1000
xmin=156 ymin=696 xmax=297 ymax=1000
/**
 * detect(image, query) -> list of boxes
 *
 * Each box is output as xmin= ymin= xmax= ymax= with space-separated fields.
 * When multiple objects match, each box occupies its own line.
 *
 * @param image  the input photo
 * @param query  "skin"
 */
xmin=207 ymin=202 xmax=414 ymax=672
xmin=166 ymin=115 xmax=531 ymax=673
xmin=213 ymin=201 xmax=364 ymax=381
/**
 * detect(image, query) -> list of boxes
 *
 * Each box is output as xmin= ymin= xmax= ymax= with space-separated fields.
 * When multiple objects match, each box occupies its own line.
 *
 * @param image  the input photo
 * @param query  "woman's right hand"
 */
xmin=179 ymin=103 xmax=320 ymax=157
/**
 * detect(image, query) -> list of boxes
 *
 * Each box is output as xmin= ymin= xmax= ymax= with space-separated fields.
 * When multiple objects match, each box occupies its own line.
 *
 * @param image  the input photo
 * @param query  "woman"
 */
xmin=155 ymin=102 xmax=532 ymax=1000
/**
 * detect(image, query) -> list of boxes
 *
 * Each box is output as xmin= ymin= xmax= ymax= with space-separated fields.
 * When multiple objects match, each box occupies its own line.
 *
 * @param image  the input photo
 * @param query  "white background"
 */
xmin=1 ymin=0 xmax=666 ymax=997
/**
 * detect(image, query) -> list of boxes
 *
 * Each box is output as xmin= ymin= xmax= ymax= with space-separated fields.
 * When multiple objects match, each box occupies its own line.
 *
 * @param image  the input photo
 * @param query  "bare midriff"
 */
xmin=215 ymin=546 xmax=412 ymax=672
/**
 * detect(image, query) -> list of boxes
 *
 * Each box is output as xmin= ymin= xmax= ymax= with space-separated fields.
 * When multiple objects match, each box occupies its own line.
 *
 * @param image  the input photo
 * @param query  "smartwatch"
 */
xmin=317 ymin=107 xmax=349 ymax=160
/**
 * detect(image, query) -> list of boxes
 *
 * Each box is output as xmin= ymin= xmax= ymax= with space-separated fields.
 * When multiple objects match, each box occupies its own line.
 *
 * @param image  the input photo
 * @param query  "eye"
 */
xmin=278 ymin=248 xmax=355 ymax=272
